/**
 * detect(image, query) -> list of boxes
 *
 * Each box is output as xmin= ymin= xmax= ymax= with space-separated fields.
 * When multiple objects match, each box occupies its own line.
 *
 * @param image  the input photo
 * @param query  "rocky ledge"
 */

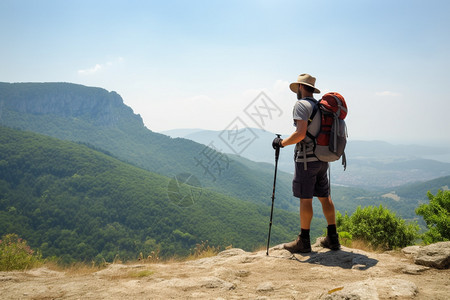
xmin=1 ymin=240 xmax=449 ymax=299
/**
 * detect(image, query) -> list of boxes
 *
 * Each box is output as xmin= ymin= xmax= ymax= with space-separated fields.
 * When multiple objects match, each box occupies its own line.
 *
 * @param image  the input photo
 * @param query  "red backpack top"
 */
xmin=320 ymin=92 xmax=347 ymax=120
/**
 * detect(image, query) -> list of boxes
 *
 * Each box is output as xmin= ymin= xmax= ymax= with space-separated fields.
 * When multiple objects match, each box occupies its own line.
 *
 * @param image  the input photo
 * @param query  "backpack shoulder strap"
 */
xmin=296 ymin=98 xmax=320 ymax=170
xmin=308 ymin=100 xmax=319 ymax=125
xmin=306 ymin=99 xmax=319 ymax=140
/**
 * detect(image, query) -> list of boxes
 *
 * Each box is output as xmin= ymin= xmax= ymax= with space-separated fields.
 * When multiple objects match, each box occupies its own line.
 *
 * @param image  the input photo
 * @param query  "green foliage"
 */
xmin=337 ymin=231 xmax=353 ymax=247
xmin=336 ymin=205 xmax=419 ymax=250
xmin=0 ymin=233 xmax=42 ymax=271
xmin=415 ymin=190 xmax=450 ymax=244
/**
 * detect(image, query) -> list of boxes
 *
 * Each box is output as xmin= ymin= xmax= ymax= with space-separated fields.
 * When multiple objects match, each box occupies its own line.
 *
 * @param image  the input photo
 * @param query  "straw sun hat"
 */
xmin=289 ymin=73 xmax=320 ymax=94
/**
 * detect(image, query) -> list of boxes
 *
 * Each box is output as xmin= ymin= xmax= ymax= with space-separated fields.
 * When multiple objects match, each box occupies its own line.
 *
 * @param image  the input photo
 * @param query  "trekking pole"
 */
xmin=266 ymin=134 xmax=281 ymax=256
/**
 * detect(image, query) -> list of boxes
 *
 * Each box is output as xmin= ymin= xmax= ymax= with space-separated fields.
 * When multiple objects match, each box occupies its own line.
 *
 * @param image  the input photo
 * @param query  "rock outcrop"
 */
xmin=0 ymin=82 xmax=143 ymax=127
xmin=1 ymin=240 xmax=449 ymax=299
xmin=402 ymin=241 xmax=450 ymax=269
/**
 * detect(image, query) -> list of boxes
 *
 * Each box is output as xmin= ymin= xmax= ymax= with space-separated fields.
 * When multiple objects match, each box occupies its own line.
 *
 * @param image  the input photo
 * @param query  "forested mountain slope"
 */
xmin=0 ymin=126 xmax=314 ymax=263
xmin=0 ymin=82 xmax=298 ymax=211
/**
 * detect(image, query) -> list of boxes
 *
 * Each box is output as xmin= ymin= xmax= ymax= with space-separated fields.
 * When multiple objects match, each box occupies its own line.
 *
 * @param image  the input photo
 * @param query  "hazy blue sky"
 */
xmin=1 ymin=0 xmax=449 ymax=145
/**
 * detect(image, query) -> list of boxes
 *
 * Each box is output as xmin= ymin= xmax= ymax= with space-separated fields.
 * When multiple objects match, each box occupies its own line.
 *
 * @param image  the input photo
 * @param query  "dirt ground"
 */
xmin=1 ymin=240 xmax=449 ymax=299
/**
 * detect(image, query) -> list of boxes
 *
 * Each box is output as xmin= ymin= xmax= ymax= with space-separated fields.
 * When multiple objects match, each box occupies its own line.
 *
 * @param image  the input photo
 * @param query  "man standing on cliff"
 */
xmin=272 ymin=74 xmax=340 ymax=253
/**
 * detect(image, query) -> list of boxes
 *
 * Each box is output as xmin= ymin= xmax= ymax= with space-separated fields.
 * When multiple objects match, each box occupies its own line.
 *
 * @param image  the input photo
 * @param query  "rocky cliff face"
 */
xmin=0 ymin=82 xmax=143 ymax=127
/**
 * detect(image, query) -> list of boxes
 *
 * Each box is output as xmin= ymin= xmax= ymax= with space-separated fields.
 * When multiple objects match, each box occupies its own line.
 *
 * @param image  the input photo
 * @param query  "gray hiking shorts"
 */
xmin=292 ymin=161 xmax=329 ymax=199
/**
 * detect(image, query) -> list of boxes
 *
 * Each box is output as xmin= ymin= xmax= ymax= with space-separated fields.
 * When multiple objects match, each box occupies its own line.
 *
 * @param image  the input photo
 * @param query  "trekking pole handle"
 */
xmin=275 ymin=134 xmax=281 ymax=160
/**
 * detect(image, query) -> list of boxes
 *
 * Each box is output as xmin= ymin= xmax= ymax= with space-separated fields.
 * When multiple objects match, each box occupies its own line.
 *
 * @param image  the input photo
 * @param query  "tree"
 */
xmin=416 ymin=190 xmax=450 ymax=244
xmin=337 ymin=205 xmax=419 ymax=250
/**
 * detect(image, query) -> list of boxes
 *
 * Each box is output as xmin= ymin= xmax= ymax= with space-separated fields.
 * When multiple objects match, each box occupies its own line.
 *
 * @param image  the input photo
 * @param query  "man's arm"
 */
xmin=281 ymin=120 xmax=308 ymax=147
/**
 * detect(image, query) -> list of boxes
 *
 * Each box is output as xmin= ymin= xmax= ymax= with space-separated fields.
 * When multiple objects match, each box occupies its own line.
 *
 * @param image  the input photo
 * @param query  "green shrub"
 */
xmin=338 ymin=231 xmax=353 ymax=247
xmin=416 ymin=190 xmax=450 ymax=244
xmin=0 ymin=234 xmax=42 ymax=271
xmin=336 ymin=205 xmax=419 ymax=250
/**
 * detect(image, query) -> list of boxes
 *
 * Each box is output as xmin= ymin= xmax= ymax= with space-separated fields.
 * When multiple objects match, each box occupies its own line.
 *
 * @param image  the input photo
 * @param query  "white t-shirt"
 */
xmin=292 ymin=97 xmax=320 ymax=162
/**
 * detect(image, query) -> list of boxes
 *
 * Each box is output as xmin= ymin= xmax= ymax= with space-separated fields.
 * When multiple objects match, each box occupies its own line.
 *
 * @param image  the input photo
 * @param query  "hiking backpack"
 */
xmin=306 ymin=92 xmax=348 ymax=170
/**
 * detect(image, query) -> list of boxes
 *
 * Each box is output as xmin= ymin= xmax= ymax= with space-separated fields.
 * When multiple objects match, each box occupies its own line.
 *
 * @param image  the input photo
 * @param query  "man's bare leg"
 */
xmin=300 ymin=198 xmax=313 ymax=229
xmin=318 ymin=196 xmax=336 ymax=225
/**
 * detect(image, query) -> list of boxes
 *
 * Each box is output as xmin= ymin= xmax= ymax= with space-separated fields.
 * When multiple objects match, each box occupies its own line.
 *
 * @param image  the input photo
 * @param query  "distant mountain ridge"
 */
xmin=162 ymin=128 xmax=450 ymax=188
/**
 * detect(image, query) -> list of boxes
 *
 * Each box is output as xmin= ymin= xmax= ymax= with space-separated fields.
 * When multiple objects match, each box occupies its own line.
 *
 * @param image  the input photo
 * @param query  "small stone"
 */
xmin=402 ymin=264 xmax=430 ymax=275
xmin=235 ymin=270 xmax=250 ymax=277
xmin=0 ymin=276 xmax=14 ymax=282
xmin=201 ymin=277 xmax=236 ymax=290
xmin=257 ymin=282 xmax=274 ymax=292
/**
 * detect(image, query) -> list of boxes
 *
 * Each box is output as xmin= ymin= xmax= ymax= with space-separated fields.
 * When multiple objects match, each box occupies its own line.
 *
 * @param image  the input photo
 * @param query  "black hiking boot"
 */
xmin=284 ymin=235 xmax=311 ymax=253
xmin=320 ymin=233 xmax=341 ymax=251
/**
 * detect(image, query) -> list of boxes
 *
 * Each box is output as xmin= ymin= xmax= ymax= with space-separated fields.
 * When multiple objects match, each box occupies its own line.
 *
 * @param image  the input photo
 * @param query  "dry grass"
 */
xmin=348 ymin=239 xmax=385 ymax=253
xmin=136 ymin=249 xmax=162 ymax=264
xmin=184 ymin=241 xmax=221 ymax=261
xmin=44 ymin=261 xmax=105 ymax=276
xmin=252 ymin=244 xmax=269 ymax=252
xmin=39 ymin=242 xmax=224 ymax=276
xmin=46 ymin=261 xmax=155 ymax=280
